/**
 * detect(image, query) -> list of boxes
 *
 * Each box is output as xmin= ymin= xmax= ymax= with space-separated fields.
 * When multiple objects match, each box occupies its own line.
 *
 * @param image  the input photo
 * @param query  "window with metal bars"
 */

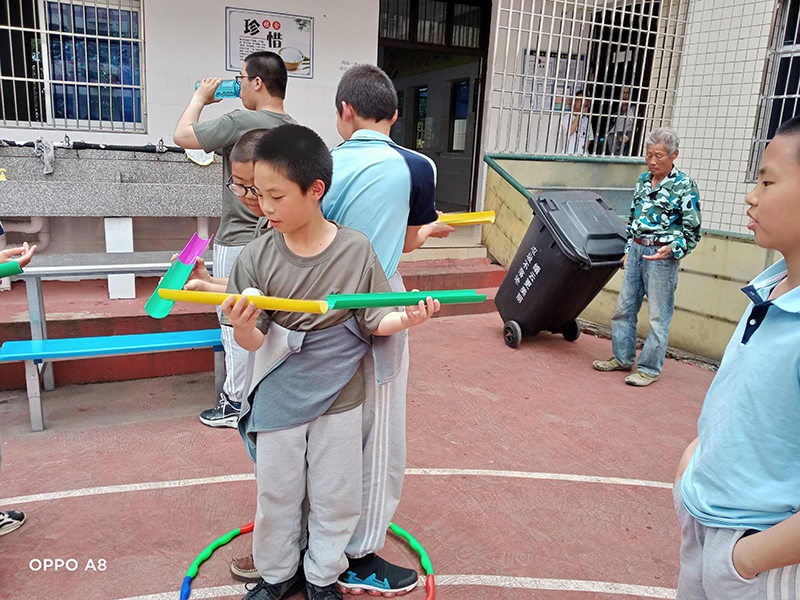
xmin=749 ymin=0 xmax=800 ymax=180
xmin=0 ymin=0 xmax=143 ymax=130
xmin=380 ymin=0 xmax=485 ymax=49
xmin=489 ymin=0 xmax=686 ymax=156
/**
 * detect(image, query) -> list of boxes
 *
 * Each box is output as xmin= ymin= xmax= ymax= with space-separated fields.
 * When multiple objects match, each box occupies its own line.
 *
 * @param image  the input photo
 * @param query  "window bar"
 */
xmin=508 ymin=2 xmax=526 ymax=152
xmin=494 ymin=3 xmax=514 ymax=151
xmin=2 ymin=0 xmax=15 ymax=126
xmin=521 ymin=3 xmax=539 ymax=152
xmin=540 ymin=0 xmax=561 ymax=154
xmin=35 ymin=0 xmax=54 ymax=127
xmin=617 ymin=1 xmax=639 ymax=156
xmin=630 ymin=0 xmax=656 ymax=153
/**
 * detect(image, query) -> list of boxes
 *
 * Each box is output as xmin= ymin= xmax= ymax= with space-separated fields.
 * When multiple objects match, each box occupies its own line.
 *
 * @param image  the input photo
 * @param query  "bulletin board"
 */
xmin=225 ymin=7 xmax=314 ymax=78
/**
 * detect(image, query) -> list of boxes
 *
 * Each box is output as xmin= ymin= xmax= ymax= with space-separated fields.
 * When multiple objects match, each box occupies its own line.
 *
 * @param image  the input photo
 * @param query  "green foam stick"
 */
xmin=146 ymin=233 xmax=212 ymax=319
xmin=0 ymin=260 xmax=23 ymax=278
xmin=146 ymin=260 xmax=196 ymax=319
xmin=326 ymin=289 xmax=486 ymax=310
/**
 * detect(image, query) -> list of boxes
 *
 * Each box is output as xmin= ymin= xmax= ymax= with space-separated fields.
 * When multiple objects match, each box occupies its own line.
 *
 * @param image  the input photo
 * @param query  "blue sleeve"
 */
xmin=392 ymin=146 xmax=439 ymax=226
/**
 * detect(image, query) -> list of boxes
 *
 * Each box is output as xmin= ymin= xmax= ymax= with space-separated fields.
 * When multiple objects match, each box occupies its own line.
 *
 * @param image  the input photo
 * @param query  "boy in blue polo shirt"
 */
xmin=674 ymin=116 xmax=800 ymax=598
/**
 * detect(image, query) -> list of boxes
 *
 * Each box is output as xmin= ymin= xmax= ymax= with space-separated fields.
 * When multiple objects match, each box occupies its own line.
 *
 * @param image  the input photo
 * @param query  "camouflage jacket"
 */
xmin=625 ymin=165 xmax=702 ymax=260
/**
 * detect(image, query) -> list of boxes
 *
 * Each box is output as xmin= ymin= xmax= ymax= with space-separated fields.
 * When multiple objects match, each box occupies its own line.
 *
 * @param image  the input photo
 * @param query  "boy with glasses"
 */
xmin=173 ymin=51 xmax=297 ymax=428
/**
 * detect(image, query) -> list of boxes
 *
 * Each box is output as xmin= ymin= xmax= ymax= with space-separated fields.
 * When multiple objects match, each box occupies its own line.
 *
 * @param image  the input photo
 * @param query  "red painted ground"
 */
xmin=0 ymin=311 xmax=714 ymax=600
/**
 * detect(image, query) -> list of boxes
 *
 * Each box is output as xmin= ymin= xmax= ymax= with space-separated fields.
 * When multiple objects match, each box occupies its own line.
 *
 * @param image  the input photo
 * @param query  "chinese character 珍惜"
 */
xmin=243 ymin=19 xmax=260 ymax=36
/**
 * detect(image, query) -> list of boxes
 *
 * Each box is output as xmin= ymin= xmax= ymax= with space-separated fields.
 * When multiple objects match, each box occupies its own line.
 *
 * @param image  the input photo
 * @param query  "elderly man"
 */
xmin=593 ymin=127 xmax=701 ymax=386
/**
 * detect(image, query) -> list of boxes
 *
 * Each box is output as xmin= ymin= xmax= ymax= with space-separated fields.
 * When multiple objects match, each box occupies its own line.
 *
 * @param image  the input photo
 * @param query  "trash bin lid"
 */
xmin=529 ymin=191 xmax=627 ymax=265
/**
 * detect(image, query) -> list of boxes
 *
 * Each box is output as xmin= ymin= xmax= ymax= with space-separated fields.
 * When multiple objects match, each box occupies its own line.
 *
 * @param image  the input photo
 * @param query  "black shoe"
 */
xmin=337 ymin=554 xmax=417 ymax=597
xmin=303 ymin=582 xmax=342 ymax=600
xmin=199 ymin=392 xmax=240 ymax=428
xmin=0 ymin=510 xmax=25 ymax=536
xmin=243 ymin=566 xmax=304 ymax=600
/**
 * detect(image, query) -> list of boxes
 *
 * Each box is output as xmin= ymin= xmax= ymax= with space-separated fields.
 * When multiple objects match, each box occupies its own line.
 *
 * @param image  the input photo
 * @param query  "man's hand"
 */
xmin=193 ymin=78 xmax=223 ymax=106
xmin=620 ymin=253 xmax=628 ymax=270
xmin=0 ymin=242 xmax=36 ymax=268
xmin=643 ymin=246 xmax=673 ymax=261
xmin=427 ymin=221 xmax=457 ymax=239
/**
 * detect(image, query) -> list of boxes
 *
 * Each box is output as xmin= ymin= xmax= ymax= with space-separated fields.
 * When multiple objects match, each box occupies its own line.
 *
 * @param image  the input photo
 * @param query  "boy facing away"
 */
xmin=674 ymin=116 xmax=800 ymax=598
xmin=220 ymin=124 xmax=440 ymax=600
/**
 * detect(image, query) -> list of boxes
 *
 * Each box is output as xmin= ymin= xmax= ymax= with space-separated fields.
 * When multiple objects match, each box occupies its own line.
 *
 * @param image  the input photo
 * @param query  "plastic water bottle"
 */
xmin=195 ymin=79 xmax=240 ymax=99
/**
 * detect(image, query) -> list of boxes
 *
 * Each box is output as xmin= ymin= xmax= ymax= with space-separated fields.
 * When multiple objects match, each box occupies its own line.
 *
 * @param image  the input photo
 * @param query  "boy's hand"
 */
xmin=221 ymin=294 xmax=261 ymax=330
xmin=183 ymin=256 xmax=213 ymax=289
xmin=732 ymin=535 xmax=759 ymax=580
xmin=0 ymin=242 xmax=36 ymax=268
xmin=401 ymin=291 xmax=440 ymax=328
xmin=429 ymin=212 xmax=457 ymax=239
xmin=193 ymin=78 xmax=223 ymax=106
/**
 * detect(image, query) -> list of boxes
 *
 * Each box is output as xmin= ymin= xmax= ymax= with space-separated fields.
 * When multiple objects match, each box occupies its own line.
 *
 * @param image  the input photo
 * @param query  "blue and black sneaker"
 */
xmin=337 ymin=554 xmax=418 ymax=597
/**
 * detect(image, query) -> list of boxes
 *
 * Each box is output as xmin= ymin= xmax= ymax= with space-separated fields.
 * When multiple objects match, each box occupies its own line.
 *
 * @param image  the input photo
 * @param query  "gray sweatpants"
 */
xmin=346 ymin=271 xmax=410 ymax=558
xmin=674 ymin=483 xmax=800 ymax=599
xmin=253 ymin=407 xmax=362 ymax=587
xmin=213 ymin=243 xmax=249 ymax=406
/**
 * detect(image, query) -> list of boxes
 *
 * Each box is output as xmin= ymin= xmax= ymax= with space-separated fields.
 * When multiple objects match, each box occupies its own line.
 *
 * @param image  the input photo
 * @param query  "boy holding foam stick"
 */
xmin=220 ymin=123 xmax=439 ymax=600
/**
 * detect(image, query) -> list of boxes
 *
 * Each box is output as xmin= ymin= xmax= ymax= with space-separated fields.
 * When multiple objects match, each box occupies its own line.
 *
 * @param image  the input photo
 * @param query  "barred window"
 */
xmin=488 ymin=0 xmax=687 ymax=156
xmin=749 ymin=0 xmax=800 ymax=180
xmin=1 ymin=0 xmax=144 ymax=131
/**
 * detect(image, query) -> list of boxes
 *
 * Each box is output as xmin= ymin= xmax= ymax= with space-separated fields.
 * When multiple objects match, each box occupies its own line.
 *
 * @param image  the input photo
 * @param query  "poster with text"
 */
xmin=226 ymin=7 xmax=313 ymax=78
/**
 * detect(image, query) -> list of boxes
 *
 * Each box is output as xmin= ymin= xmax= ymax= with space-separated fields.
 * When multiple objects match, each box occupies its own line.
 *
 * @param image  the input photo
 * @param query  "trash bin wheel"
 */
xmin=562 ymin=319 xmax=581 ymax=342
xmin=503 ymin=320 xmax=523 ymax=348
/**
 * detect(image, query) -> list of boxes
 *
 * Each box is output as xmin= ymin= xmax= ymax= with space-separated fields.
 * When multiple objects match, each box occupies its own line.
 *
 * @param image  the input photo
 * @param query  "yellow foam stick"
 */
xmin=437 ymin=211 xmax=496 ymax=226
xmin=158 ymin=289 xmax=329 ymax=314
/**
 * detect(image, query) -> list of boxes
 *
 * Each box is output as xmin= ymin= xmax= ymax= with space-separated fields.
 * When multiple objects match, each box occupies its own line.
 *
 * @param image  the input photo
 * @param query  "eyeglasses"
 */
xmin=235 ymin=75 xmax=257 ymax=84
xmin=227 ymin=175 xmax=261 ymax=198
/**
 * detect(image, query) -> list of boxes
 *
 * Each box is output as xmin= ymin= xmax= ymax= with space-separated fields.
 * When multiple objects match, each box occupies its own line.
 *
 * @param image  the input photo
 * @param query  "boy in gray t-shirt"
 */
xmin=221 ymin=124 xmax=439 ymax=600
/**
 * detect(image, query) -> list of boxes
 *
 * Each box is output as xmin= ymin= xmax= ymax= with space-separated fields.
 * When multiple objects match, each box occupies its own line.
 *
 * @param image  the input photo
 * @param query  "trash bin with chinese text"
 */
xmin=496 ymin=190 xmax=627 ymax=348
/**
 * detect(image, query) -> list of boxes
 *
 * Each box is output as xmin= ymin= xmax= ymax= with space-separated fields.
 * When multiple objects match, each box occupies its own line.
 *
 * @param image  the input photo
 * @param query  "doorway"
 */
xmin=377 ymin=0 xmax=491 ymax=212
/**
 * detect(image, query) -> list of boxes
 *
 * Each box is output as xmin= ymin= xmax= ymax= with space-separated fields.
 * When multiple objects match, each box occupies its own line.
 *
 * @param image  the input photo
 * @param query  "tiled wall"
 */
xmin=672 ymin=0 xmax=776 ymax=235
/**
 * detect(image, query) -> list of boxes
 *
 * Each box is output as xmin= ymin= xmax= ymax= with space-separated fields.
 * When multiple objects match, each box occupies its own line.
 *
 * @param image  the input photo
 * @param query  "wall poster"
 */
xmin=226 ymin=7 xmax=313 ymax=78
xmin=522 ymin=50 xmax=584 ymax=112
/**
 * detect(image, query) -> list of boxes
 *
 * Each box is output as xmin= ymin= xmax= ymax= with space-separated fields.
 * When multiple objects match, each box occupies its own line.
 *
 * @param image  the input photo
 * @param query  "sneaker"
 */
xmin=625 ymin=370 xmax=658 ymax=386
xmin=199 ymin=392 xmax=240 ymax=428
xmin=593 ymin=356 xmax=633 ymax=372
xmin=304 ymin=582 xmax=342 ymax=600
xmin=337 ymin=554 xmax=417 ymax=597
xmin=0 ymin=510 xmax=26 ymax=536
xmin=231 ymin=554 xmax=262 ymax=584
xmin=243 ymin=566 xmax=304 ymax=600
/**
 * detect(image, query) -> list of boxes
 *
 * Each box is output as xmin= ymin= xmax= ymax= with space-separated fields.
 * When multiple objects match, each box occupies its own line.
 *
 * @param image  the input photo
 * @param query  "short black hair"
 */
xmin=230 ymin=129 xmax=269 ymax=164
xmin=776 ymin=115 xmax=800 ymax=139
xmin=575 ymin=89 xmax=584 ymax=97
xmin=335 ymin=64 xmax=397 ymax=121
xmin=252 ymin=124 xmax=332 ymax=199
xmin=243 ymin=51 xmax=288 ymax=99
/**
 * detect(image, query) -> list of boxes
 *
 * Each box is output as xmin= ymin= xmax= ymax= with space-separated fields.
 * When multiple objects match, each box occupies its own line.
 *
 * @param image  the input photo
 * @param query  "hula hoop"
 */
xmin=180 ymin=522 xmax=434 ymax=600
xmin=180 ymin=522 xmax=254 ymax=600
xmin=389 ymin=522 xmax=435 ymax=600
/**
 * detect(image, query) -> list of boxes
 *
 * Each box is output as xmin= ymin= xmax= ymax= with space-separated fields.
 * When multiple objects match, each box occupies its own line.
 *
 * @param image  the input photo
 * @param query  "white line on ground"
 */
xmin=405 ymin=468 xmax=674 ymax=489
xmin=113 ymin=576 xmax=677 ymax=600
xmin=0 ymin=468 xmax=672 ymax=506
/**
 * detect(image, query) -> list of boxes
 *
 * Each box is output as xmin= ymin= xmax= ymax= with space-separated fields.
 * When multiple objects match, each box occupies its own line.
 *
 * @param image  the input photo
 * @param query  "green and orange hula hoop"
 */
xmin=180 ymin=522 xmax=434 ymax=600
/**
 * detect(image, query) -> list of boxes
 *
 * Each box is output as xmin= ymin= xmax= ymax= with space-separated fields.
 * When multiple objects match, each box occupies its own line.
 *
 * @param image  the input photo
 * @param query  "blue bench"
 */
xmin=0 ymin=329 xmax=224 ymax=432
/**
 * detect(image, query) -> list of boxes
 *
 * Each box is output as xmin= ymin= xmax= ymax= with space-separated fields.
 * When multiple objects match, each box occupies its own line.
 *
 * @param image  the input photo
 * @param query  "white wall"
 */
xmin=671 ymin=0 xmax=775 ymax=235
xmin=0 ymin=0 xmax=379 ymax=149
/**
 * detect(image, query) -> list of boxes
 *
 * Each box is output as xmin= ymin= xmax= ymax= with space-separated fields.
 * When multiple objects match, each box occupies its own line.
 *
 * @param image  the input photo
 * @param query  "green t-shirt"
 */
xmin=193 ymin=109 xmax=297 ymax=246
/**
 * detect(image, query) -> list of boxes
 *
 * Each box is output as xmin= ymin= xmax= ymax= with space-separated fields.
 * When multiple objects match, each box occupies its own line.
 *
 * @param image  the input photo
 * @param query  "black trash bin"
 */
xmin=496 ymin=190 xmax=627 ymax=348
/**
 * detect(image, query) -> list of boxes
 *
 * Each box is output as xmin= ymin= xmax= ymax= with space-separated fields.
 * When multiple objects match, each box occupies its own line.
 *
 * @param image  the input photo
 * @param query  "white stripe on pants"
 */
xmin=213 ymin=243 xmax=250 ymax=405
xmin=346 ymin=302 xmax=410 ymax=557
xmin=253 ymin=407 xmax=362 ymax=586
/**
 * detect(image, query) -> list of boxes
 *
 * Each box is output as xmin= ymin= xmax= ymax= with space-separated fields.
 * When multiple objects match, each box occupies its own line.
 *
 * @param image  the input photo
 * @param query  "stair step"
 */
xmin=397 ymin=258 xmax=506 ymax=292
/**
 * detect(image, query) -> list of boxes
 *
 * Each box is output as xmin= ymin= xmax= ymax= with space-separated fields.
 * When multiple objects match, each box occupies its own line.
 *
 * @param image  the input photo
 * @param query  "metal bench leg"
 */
xmin=25 ymin=360 xmax=44 ymax=432
xmin=214 ymin=348 xmax=224 ymax=402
